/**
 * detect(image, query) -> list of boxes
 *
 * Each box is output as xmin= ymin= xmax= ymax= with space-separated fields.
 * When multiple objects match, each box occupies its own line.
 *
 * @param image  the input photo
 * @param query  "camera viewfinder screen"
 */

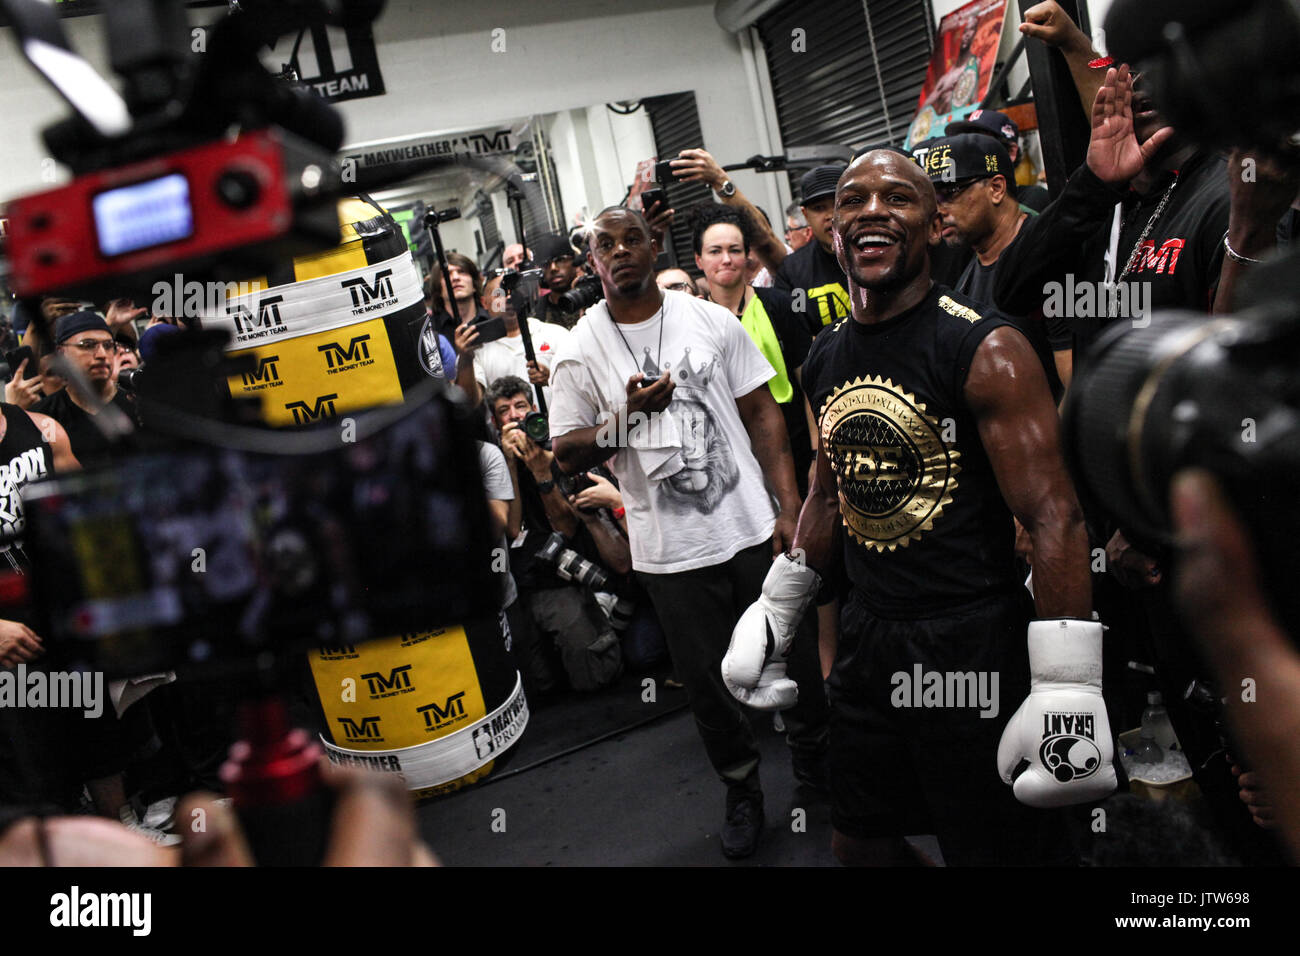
xmin=92 ymin=173 xmax=194 ymax=257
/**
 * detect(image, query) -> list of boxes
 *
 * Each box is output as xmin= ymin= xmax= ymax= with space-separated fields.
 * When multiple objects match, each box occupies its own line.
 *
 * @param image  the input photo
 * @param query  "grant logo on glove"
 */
xmin=1038 ymin=712 xmax=1104 ymax=783
xmin=996 ymin=618 xmax=1118 ymax=808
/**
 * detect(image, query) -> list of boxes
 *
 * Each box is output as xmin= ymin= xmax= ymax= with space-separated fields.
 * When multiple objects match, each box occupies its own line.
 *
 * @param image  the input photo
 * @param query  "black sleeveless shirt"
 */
xmin=801 ymin=283 xmax=1020 ymax=616
xmin=0 ymin=403 xmax=53 ymax=572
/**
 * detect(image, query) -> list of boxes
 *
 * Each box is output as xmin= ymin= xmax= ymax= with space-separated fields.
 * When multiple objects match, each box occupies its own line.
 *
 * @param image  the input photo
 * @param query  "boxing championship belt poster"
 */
xmin=906 ymin=0 xmax=1008 ymax=148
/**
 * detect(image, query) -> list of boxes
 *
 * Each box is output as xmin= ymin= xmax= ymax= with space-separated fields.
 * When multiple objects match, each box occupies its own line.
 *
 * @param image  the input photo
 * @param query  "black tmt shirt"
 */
xmin=802 ymin=284 xmax=1021 ymax=615
xmin=773 ymin=241 xmax=851 ymax=334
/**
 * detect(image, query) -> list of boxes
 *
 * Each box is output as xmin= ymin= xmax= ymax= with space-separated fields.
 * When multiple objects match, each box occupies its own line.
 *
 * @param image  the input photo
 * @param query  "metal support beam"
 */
xmin=1017 ymin=0 xmax=1093 ymax=197
xmin=979 ymin=37 xmax=1025 ymax=110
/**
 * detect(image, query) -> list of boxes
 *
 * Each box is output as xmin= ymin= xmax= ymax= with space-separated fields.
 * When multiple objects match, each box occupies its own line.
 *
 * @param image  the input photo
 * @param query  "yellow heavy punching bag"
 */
xmin=205 ymin=197 xmax=527 ymax=797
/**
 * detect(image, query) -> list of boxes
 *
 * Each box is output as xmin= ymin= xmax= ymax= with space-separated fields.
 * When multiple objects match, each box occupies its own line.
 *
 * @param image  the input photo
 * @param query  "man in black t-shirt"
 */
xmin=31 ymin=311 xmax=137 ymax=469
xmin=773 ymin=166 xmax=852 ymax=333
xmin=724 ymin=150 xmax=1111 ymax=866
xmin=917 ymin=134 xmax=1065 ymax=396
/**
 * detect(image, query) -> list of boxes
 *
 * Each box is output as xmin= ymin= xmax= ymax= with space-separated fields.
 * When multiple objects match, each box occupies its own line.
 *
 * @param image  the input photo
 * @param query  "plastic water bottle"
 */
xmin=1132 ymin=722 xmax=1164 ymax=765
xmin=1141 ymin=691 xmax=1179 ymax=751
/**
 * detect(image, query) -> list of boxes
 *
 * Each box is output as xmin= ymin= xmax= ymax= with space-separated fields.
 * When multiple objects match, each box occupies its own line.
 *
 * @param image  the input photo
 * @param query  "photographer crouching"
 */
xmin=489 ymin=376 xmax=661 ymax=697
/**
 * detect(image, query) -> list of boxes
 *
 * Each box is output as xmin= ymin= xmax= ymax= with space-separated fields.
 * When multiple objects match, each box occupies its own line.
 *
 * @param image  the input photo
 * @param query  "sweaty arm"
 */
xmin=27 ymin=412 xmax=80 ymax=472
xmin=966 ymin=327 xmax=1090 ymax=618
xmin=718 ymin=182 xmax=786 ymax=275
xmin=672 ymin=149 xmax=787 ymax=274
xmin=739 ymin=198 xmax=788 ymax=275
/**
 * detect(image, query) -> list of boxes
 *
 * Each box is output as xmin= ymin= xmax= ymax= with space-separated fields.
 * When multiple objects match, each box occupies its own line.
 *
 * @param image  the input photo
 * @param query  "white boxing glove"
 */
xmin=722 ymin=553 xmax=819 ymax=711
xmin=997 ymin=618 xmax=1117 ymax=808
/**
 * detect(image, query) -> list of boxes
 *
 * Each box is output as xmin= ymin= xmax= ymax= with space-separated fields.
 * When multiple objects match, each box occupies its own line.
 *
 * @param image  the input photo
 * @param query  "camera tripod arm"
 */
xmin=423 ymin=209 xmax=461 ymax=328
xmin=515 ymin=314 xmax=547 ymax=418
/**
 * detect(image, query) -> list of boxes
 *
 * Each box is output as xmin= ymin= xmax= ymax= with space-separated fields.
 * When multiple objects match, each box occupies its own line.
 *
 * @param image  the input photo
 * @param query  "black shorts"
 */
xmin=828 ymin=587 xmax=1075 ymax=866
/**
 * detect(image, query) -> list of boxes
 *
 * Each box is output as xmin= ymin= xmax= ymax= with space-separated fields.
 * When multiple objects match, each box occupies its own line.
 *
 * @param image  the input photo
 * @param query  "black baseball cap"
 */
xmin=915 ymin=134 xmax=1014 ymax=183
xmin=908 ymin=137 xmax=942 ymax=168
xmin=945 ymin=109 xmax=1019 ymax=146
xmin=799 ymin=165 xmax=847 ymax=205
xmin=529 ymin=233 xmax=574 ymax=265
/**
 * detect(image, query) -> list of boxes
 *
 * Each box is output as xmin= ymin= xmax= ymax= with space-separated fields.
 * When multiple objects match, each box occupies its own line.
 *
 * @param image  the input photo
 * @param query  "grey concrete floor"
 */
xmin=417 ymin=706 xmax=842 ymax=866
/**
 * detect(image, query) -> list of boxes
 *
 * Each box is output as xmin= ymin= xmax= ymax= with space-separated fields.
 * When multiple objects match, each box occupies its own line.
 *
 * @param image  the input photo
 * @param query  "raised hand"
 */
xmin=1086 ymin=65 xmax=1174 ymax=185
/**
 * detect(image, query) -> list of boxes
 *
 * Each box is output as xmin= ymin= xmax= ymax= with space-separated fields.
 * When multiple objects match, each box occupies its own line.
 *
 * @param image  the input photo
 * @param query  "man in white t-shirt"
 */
xmin=473 ymin=288 xmax=571 ymax=410
xmin=550 ymin=207 xmax=829 ymax=860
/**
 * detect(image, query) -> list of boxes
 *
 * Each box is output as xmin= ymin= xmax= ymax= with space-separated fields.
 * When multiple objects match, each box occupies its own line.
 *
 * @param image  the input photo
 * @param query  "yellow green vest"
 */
xmin=739 ymin=293 xmax=793 ymax=404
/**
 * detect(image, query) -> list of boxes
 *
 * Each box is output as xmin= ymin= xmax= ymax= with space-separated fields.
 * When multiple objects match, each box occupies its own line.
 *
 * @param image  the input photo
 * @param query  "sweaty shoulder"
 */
xmin=916 ymin=284 xmax=1020 ymax=399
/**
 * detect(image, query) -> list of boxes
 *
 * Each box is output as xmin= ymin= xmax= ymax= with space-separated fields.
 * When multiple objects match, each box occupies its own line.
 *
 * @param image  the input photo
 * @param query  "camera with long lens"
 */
xmin=1062 ymin=304 xmax=1300 ymax=637
xmin=559 ymin=274 xmax=604 ymax=313
xmin=533 ymin=531 xmax=635 ymax=631
xmin=535 ymin=531 xmax=612 ymax=591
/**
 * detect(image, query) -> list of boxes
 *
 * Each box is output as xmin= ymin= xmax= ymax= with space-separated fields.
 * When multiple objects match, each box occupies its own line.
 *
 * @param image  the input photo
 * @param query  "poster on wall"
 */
xmin=905 ymin=0 xmax=1008 ymax=149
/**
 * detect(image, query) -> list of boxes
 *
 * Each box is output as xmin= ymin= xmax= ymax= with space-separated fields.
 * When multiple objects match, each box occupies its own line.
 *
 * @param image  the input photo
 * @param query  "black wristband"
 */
xmin=536 ymin=478 xmax=556 ymax=494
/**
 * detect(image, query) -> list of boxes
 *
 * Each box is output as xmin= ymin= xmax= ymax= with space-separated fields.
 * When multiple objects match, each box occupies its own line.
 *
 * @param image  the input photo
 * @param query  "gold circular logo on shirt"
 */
xmin=819 ymin=375 xmax=959 ymax=551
